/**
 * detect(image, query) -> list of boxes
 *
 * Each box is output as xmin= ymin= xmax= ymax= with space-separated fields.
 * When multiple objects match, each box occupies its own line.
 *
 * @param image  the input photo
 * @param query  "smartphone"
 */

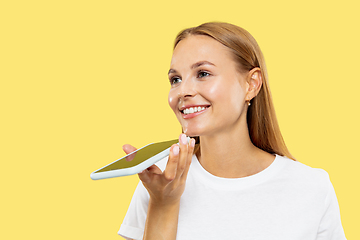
xmin=90 ymin=139 xmax=178 ymax=180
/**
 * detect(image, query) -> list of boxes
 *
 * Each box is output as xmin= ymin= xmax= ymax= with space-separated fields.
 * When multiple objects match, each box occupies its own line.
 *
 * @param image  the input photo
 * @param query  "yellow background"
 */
xmin=1 ymin=0 xmax=358 ymax=239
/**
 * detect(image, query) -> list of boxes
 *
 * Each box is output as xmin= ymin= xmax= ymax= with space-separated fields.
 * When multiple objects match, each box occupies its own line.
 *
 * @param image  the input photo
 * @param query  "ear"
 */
xmin=245 ymin=67 xmax=262 ymax=102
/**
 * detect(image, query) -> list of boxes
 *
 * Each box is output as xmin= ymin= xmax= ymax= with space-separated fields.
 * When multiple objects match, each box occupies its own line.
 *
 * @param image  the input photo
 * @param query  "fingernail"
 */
xmin=180 ymin=134 xmax=187 ymax=145
xmin=190 ymin=138 xmax=195 ymax=147
xmin=173 ymin=145 xmax=179 ymax=155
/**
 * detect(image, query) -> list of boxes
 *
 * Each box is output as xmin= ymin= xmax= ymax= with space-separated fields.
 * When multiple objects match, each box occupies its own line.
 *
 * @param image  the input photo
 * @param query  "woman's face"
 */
xmin=168 ymin=35 xmax=249 ymax=137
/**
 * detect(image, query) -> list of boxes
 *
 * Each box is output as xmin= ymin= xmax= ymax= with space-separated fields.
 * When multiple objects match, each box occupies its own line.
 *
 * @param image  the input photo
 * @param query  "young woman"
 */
xmin=118 ymin=22 xmax=346 ymax=240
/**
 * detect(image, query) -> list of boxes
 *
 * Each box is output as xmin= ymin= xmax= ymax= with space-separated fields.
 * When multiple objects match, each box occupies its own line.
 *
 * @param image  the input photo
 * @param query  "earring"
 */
xmin=246 ymin=100 xmax=251 ymax=106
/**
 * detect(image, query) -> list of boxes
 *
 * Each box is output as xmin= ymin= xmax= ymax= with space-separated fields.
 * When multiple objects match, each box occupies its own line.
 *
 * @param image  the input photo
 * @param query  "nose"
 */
xmin=177 ymin=77 xmax=196 ymax=100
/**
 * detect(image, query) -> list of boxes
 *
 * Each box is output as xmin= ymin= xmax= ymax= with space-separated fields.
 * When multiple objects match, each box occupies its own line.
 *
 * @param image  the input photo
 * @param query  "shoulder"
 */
xmin=276 ymin=155 xmax=331 ymax=194
xmin=279 ymin=155 xmax=329 ymax=180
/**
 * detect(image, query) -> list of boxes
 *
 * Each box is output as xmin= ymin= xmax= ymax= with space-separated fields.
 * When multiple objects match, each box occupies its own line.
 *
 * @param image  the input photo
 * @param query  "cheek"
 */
xmin=205 ymin=78 xmax=245 ymax=107
xmin=207 ymin=84 xmax=224 ymax=99
xmin=205 ymin=79 xmax=236 ymax=101
xmin=168 ymin=90 xmax=177 ymax=112
xmin=229 ymin=84 xmax=245 ymax=105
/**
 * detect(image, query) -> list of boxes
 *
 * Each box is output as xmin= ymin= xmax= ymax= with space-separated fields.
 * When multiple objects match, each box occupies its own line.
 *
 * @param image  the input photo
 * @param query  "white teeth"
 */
xmin=182 ymin=106 xmax=207 ymax=115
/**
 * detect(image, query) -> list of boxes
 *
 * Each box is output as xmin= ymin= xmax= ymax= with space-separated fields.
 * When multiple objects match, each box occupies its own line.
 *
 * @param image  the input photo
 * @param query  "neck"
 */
xmin=196 ymin=120 xmax=275 ymax=178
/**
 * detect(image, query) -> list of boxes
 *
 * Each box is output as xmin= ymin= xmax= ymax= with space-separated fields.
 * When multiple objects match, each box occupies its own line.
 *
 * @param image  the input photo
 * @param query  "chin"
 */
xmin=182 ymin=127 xmax=203 ymax=137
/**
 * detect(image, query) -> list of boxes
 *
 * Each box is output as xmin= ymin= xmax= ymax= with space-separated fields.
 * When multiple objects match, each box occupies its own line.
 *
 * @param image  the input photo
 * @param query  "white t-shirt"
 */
xmin=118 ymin=154 xmax=346 ymax=240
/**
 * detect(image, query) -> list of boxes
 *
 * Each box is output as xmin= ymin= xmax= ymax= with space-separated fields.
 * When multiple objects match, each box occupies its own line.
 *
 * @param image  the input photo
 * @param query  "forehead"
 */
xmin=170 ymin=35 xmax=234 ymax=68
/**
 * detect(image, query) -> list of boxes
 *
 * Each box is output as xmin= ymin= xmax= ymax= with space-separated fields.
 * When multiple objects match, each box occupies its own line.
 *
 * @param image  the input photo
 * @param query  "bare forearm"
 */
xmin=139 ymin=135 xmax=194 ymax=240
xmin=143 ymin=200 xmax=180 ymax=240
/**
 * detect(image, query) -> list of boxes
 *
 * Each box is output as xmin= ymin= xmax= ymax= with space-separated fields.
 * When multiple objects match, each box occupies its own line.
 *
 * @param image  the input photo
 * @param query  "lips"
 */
xmin=179 ymin=105 xmax=210 ymax=119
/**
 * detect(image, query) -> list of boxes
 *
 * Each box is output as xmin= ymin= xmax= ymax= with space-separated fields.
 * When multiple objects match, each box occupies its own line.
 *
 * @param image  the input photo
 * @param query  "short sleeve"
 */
xmin=316 ymin=172 xmax=346 ymax=240
xmin=118 ymin=180 xmax=149 ymax=240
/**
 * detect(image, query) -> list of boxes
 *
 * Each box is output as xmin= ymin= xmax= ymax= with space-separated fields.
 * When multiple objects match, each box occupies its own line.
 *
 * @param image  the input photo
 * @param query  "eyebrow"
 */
xmin=168 ymin=61 xmax=216 ymax=75
xmin=191 ymin=61 xmax=215 ymax=69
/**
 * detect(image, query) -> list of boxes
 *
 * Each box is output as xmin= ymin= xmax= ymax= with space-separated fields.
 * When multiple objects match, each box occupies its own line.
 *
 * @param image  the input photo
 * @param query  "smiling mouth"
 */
xmin=180 ymin=105 xmax=210 ymax=115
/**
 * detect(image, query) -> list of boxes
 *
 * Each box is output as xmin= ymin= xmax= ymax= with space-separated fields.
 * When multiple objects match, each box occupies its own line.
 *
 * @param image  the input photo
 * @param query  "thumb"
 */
xmin=138 ymin=165 xmax=162 ymax=184
xmin=146 ymin=164 xmax=163 ymax=175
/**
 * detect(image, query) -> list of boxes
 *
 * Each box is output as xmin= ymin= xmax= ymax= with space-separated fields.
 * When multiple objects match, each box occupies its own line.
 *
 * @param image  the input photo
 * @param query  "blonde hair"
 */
xmin=174 ymin=22 xmax=295 ymax=160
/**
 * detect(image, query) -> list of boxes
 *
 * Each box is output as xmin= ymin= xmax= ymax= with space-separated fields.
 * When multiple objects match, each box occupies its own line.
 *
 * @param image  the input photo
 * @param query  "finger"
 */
xmin=147 ymin=164 xmax=162 ymax=175
xmin=175 ymin=133 xmax=189 ymax=179
xmin=163 ymin=144 xmax=180 ymax=182
xmin=138 ymin=169 xmax=151 ymax=184
xmin=122 ymin=144 xmax=137 ymax=154
xmin=180 ymin=138 xmax=195 ymax=181
xmin=138 ymin=165 xmax=162 ymax=184
xmin=122 ymin=144 xmax=137 ymax=161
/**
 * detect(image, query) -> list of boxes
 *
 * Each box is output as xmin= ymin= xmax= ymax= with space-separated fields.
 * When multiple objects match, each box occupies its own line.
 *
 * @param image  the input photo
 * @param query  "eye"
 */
xmin=170 ymin=76 xmax=182 ymax=85
xmin=197 ymin=71 xmax=210 ymax=78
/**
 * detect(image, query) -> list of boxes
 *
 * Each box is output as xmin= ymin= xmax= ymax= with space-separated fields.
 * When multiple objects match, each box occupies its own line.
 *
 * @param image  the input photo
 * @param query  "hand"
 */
xmin=122 ymin=134 xmax=195 ymax=240
xmin=122 ymin=144 xmax=137 ymax=161
xmin=137 ymin=134 xmax=195 ymax=206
